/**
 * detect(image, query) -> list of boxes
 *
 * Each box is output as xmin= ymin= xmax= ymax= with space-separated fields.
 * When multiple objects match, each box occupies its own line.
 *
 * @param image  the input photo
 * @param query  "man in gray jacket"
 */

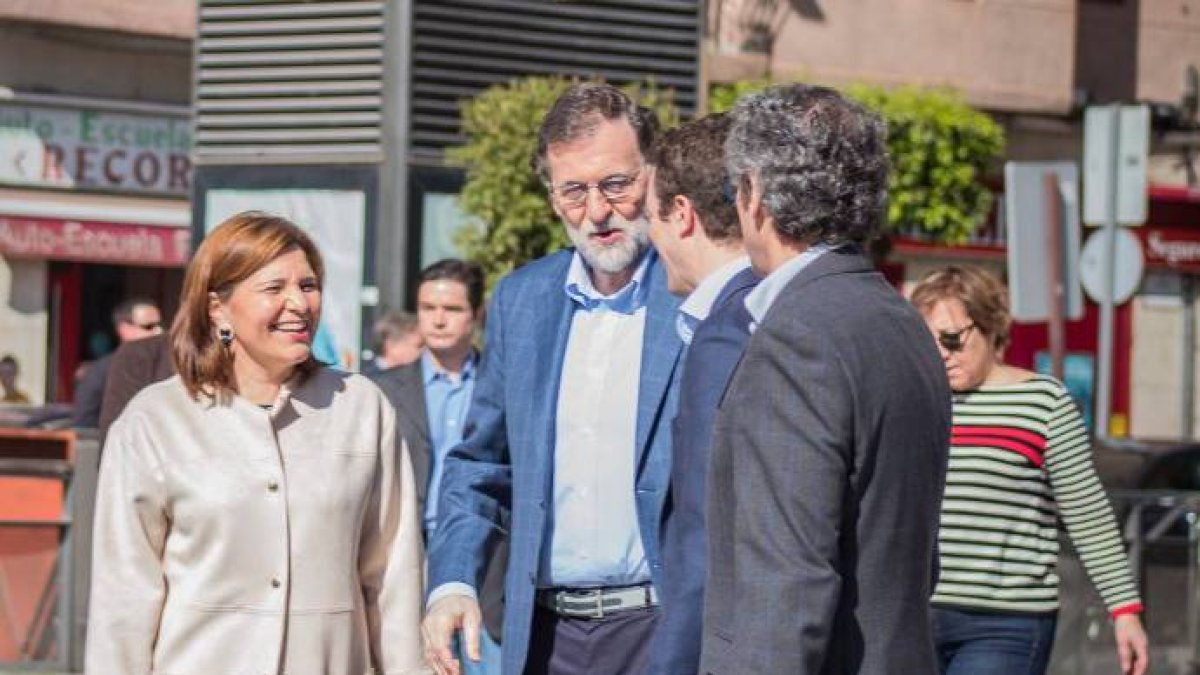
xmin=701 ymin=83 xmax=951 ymax=675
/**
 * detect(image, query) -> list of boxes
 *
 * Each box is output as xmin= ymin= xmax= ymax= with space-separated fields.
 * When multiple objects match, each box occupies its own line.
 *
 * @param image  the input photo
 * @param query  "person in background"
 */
xmin=640 ymin=112 xmax=757 ymax=675
xmin=364 ymin=310 xmax=424 ymax=376
xmin=422 ymin=83 xmax=684 ymax=675
xmin=0 ymin=355 xmax=31 ymax=404
xmin=701 ymin=83 xmax=952 ymax=675
xmin=910 ymin=265 xmax=1149 ymax=675
xmin=372 ymin=259 xmax=505 ymax=675
xmin=72 ymin=297 xmax=163 ymax=427
xmin=98 ymin=333 xmax=173 ymax=438
xmin=86 ymin=211 xmax=427 ymax=675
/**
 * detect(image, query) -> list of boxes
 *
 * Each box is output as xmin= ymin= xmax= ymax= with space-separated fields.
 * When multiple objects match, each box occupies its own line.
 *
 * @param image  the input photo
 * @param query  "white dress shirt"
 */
xmin=676 ymin=255 xmax=751 ymax=345
xmin=538 ymin=251 xmax=652 ymax=587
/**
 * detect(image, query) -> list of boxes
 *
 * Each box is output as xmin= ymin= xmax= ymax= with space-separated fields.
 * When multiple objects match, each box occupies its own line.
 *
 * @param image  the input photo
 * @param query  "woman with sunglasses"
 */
xmin=910 ymin=265 xmax=1148 ymax=675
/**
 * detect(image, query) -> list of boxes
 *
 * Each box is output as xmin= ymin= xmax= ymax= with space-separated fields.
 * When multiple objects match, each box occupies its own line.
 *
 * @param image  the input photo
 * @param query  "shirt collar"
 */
xmin=744 ymin=243 xmax=838 ymax=326
xmin=420 ymin=349 xmax=476 ymax=385
xmin=679 ymin=255 xmax=751 ymax=324
xmin=563 ymin=248 xmax=652 ymax=314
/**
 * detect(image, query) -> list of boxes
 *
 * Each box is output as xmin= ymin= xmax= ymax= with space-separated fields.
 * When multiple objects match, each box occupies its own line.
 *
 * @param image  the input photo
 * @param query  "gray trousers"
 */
xmin=523 ymin=605 xmax=659 ymax=675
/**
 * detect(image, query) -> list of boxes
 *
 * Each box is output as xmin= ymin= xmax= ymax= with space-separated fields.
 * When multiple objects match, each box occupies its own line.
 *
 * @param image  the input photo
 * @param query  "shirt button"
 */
xmin=271 ymin=577 xmax=282 ymax=588
xmin=267 ymin=480 xmax=279 ymax=492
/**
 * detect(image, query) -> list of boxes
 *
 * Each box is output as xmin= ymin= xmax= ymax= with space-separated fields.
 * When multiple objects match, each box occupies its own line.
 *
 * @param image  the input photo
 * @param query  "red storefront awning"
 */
xmin=0 ymin=214 xmax=190 ymax=267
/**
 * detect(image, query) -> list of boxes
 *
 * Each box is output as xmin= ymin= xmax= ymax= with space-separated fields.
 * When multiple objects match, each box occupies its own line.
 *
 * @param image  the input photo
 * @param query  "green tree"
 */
xmin=710 ymin=81 xmax=1005 ymax=244
xmin=450 ymin=76 xmax=679 ymax=290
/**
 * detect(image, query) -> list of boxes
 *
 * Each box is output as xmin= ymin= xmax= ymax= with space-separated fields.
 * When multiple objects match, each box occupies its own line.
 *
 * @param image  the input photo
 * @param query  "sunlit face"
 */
xmin=644 ymin=168 xmax=691 ymax=296
xmin=546 ymin=117 xmax=650 ymax=275
xmin=212 ymin=248 xmax=322 ymax=378
xmin=920 ymin=297 xmax=997 ymax=392
xmin=117 ymin=304 xmax=164 ymax=343
xmin=416 ymin=279 xmax=476 ymax=358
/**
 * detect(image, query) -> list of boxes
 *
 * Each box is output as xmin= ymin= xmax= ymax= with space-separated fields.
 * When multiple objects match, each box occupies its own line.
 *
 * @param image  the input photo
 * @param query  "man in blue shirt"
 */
xmin=369 ymin=259 xmax=503 ymax=675
xmin=423 ymin=83 xmax=683 ymax=675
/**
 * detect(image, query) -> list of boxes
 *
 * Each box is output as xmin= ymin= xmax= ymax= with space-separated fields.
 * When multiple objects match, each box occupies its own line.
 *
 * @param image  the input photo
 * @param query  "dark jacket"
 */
xmin=649 ymin=267 xmax=758 ymax=675
xmin=702 ymin=248 xmax=951 ymax=675
xmin=99 ymin=334 xmax=175 ymax=437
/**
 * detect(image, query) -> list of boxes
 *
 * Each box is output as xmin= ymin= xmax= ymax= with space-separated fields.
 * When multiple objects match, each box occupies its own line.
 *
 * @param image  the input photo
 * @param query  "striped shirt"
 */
xmin=931 ymin=375 xmax=1142 ymax=617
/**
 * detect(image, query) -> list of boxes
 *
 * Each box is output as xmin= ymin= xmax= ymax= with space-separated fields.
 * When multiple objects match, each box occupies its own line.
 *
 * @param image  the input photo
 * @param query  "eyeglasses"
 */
xmin=551 ymin=171 xmax=641 ymax=208
xmin=937 ymin=323 xmax=976 ymax=353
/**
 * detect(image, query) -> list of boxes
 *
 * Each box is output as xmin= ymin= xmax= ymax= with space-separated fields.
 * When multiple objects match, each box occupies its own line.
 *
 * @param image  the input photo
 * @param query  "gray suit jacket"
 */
xmin=370 ymin=361 xmax=508 ymax=641
xmin=701 ymin=248 xmax=951 ymax=675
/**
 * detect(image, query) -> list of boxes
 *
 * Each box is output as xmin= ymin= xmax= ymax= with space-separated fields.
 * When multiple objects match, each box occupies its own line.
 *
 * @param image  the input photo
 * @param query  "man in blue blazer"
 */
xmin=640 ymin=113 xmax=757 ymax=675
xmin=423 ymin=83 xmax=684 ymax=675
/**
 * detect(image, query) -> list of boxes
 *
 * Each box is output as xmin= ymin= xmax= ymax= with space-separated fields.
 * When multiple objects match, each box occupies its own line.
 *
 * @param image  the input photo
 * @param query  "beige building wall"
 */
xmin=1137 ymin=0 xmax=1200 ymax=104
xmin=708 ymin=0 xmax=1077 ymax=113
xmin=0 ymin=256 xmax=48 ymax=404
xmin=1128 ymin=285 xmax=1190 ymax=440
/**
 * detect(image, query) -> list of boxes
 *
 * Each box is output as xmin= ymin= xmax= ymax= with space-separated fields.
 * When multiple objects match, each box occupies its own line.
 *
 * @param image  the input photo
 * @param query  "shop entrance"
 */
xmin=47 ymin=263 xmax=182 ymax=402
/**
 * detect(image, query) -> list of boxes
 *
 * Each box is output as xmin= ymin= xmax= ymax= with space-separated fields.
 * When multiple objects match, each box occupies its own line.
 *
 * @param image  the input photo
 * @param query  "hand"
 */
xmin=1114 ymin=613 xmax=1149 ymax=675
xmin=422 ymin=594 xmax=483 ymax=675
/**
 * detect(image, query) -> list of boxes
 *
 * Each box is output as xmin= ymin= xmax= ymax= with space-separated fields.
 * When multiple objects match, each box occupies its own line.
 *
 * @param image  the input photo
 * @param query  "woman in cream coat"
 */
xmin=86 ymin=212 xmax=429 ymax=675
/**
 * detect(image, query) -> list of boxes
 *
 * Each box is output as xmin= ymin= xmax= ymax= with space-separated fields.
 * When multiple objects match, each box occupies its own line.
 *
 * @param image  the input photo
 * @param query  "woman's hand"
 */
xmin=1114 ymin=613 xmax=1149 ymax=675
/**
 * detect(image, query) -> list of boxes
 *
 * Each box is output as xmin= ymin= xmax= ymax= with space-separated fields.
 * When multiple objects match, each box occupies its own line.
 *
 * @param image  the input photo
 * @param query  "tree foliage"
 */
xmin=710 ymin=80 xmax=1005 ymax=244
xmin=449 ymin=76 xmax=679 ymax=290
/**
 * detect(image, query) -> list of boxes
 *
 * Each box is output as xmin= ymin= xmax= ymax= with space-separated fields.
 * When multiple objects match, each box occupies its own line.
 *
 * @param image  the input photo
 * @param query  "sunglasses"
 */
xmin=937 ymin=323 xmax=976 ymax=353
xmin=132 ymin=321 xmax=163 ymax=331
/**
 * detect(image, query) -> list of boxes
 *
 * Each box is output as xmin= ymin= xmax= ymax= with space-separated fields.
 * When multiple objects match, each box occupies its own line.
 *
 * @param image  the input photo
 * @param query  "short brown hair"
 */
xmin=648 ymin=113 xmax=739 ymax=241
xmin=531 ymin=82 xmax=658 ymax=182
xmin=910 ymin=265 xmax=1011 ymax=351
xmin=171 ymin=211 xmax=325 ymax=401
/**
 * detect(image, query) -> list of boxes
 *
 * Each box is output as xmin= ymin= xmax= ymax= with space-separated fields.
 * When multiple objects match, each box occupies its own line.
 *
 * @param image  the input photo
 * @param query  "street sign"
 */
xmin=1079 ymin=228 xmax=1144 ymax=304
xmin=1005 ymin=161 xmax=1083 ymax=321
xmin=1083 ymin=105 xmax=1149 ymax=226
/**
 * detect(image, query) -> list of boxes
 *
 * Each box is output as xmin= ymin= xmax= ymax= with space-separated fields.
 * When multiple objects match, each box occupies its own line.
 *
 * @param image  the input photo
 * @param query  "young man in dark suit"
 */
xmin=701 ymin=84 xmax=952 ymax=675
xmin=370 ymin=259 xmax=505 ymax=675
xmin=641 ymin=113 xmax=758 ymax=675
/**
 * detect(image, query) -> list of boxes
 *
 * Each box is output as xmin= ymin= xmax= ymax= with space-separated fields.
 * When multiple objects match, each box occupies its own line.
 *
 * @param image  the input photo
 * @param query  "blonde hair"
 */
xmin=171 ymin=211 xmax=325 ymax=401
xmin=910 ymin=265 xmax=1011 ymax=351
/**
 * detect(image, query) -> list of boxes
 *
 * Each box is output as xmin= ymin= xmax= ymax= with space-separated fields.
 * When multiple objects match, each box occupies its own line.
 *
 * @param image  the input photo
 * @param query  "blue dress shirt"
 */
xmin=422 ymin=349 xmax=477 ymax=531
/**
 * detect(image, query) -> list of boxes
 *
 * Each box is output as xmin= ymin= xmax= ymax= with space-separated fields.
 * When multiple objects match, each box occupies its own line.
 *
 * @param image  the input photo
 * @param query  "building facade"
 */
xmin=0 ymin=0 xmax=195 ymax=403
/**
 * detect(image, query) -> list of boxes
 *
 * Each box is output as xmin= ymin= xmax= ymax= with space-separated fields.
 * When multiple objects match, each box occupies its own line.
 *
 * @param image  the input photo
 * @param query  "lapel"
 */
xmin=635 ymin=254 xmax=684 ymax=469
xmin=523 ymin=253 xmax=575 ymax=485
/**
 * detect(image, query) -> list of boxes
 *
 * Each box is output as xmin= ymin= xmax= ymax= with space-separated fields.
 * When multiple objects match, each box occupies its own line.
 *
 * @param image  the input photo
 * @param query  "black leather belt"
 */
xmin=535 ymin=583 xmax=658 ymax=619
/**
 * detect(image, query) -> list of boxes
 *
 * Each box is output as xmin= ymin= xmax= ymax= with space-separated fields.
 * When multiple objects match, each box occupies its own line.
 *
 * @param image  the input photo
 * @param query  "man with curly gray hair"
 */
xmin=701 ymin=83 xmax=952 ymax=675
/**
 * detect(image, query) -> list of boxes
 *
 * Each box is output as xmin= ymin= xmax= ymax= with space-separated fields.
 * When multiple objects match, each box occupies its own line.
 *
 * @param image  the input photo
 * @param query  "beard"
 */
xmin=564 ymin=211 xmax=651 ymax=275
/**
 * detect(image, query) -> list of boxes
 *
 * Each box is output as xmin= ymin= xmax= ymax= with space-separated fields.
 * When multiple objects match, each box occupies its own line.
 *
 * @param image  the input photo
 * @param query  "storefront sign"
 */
xmin=0 ymin=102 xmax=192 ymax=195
xmin=1139 ymin=227 xmax=1200 ymax=273
xmin=0 ymin=215 xmax=190 ymax=266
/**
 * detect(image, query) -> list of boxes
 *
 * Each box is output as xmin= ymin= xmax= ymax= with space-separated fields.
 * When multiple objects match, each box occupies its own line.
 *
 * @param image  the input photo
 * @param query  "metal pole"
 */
xmin=1096 ymin=104 xmax=1121 ymax=439
xmin=1044 ymin=173 xmax=1066 ymax=380
xmin=1184 ymin=275 xmax=1196 ymax=440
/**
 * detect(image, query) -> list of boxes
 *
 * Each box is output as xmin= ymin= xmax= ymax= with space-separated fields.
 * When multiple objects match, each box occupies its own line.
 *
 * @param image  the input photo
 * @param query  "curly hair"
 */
xmin=726 ymin=83 xmax=889 ymax=246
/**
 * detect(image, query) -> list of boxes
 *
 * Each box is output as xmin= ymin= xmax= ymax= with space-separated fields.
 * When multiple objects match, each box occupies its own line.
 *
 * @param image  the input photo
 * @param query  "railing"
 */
xmin=1052 ymin=489 xmax=1200 ymax=675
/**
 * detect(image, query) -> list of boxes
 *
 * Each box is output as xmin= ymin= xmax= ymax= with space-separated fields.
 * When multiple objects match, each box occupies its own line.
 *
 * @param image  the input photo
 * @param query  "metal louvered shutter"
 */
xmin=410 ymin=0 xmax=700 ymax=161
xmin=195 ymin=0 xmax=386 ymax=164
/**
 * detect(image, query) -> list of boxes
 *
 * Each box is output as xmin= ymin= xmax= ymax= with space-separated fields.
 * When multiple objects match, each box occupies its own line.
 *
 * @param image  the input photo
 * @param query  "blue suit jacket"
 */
xmin=427 ymin=249 xmax=684 ymax=674
xmin=648 ymin=268 xmax=758 ymax=675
